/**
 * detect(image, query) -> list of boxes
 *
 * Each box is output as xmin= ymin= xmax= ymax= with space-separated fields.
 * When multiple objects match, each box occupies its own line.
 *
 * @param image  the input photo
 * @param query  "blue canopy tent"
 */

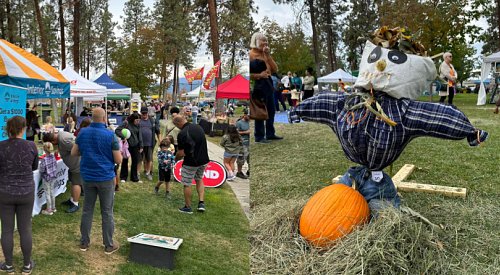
xmin=93 ymin=73 xmax=132 ymax=100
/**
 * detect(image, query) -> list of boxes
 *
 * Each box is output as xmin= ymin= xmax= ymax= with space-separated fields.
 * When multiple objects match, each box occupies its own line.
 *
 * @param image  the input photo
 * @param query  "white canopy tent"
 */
xmin=61 ymin=67 xmax=107 ymax=98
xmin=186 ymin=86 xmax=201 ymax=98
xmin=317 ymin=69 xmax=357 ymax=83
xmin=477 ymin=52 xmax=500 ymax=105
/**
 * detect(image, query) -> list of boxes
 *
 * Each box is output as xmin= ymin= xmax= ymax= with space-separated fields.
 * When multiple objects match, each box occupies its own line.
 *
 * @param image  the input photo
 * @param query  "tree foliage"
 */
xmin=258 ymin=16 xmax=315 ymax=77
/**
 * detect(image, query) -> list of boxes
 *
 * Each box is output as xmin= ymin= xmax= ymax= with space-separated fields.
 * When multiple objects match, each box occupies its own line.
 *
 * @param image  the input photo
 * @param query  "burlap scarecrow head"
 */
xmin=354 ymin=27 xmax=437 ymax=100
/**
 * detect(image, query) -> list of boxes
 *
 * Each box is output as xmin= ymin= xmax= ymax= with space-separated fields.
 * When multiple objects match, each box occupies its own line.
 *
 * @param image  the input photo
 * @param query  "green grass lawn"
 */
xmin=250 ymin=93 xmax=500 ymax=273
xmin=6 ymin=142 xmax=249 ymax=274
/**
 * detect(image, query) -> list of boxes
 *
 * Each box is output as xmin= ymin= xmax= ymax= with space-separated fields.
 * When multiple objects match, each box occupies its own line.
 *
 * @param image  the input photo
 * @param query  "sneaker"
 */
xmin=255 ymin=139 xmax=270 ymax=144
xmin=52 ymin=208 xmax=57 ymax=213
xmin=197 ymin=202 xmax=206 ymax=212
xmin=236 ymin=172 xmax=248 ymax=179
xmin=61 ymin=198 xmax=72 ymax=206
xmin=178 ymin=206 xmax=193 ymax=214
xmin=147 ymin=174 xmax=153 ymax=181
xmin=154 ymin=186 xmax=159 ymax=194
xmin=66 ymin=203 xmax=80 ymax=213
xmin=266 ymin=135 xmax=283 ymax=140
xmin=80 ymin=242 xmax=89 ymax=251
xmin=227 ymin=175 xmax=236 ymax=181
xmin=0 ymin=263 xmax=14 ymax=273
xmin=104 ymin=242 xmax=120 ymax=255
xmin=41 ymin=209 xmax=53 ymax=215
xmin=21 ymin=261 xmax=34 ymax=275
xmin=120 ymin=180 xmax=126 ymax=183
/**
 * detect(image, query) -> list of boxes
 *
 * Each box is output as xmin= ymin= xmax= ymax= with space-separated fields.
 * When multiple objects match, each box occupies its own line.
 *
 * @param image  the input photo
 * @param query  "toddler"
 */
xmin=40 ymin=142 xmax=57 ymax=215
xmin=155 ymin=138 xmax=175 ymax=197
xmin=220 ymin=125 xmax=243 ymax=181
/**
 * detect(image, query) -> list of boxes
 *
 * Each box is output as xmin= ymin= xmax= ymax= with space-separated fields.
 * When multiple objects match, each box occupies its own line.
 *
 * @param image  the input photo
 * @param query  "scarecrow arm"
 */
xmin=288 ymin=92 xmax=344 ymax=130
xmin=403 ymin=101 xmax=487 ymax=146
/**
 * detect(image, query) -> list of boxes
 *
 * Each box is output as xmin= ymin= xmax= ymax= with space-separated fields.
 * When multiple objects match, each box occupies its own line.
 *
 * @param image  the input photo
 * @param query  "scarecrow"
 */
xmin=289 ymin=27 xmax=488 ymax=211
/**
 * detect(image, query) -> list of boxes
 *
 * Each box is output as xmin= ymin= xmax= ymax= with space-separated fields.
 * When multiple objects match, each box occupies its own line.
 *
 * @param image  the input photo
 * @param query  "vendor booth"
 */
xmin=94 ymin=73 xmax=132 ymax=125
xmin=0 ymin=40 xmax=69 ymax=215
xmin=199 ymin=74 xmax=250 ymax=135
xmin=61 ymin=67 xmax=107 ymax=125
xmin=94 ymin=73 xmax=132 ymax=100
xmin=0 ymin=39 xmax=70 ymax=99
xmin=478 ymin=51 xmax=500 ymax=105
xmin=216 ymin=74 xmax=250 ymax=100
xmin=317 ymin=69 xmax=357 ymax=84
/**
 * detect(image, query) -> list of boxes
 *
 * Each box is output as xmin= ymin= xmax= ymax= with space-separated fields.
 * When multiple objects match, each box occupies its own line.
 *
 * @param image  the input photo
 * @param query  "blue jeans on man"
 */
xmin=80 ymin=180 xmax=115 ymax=248
xmin=254 ymin=91 xmax=276 ymax=141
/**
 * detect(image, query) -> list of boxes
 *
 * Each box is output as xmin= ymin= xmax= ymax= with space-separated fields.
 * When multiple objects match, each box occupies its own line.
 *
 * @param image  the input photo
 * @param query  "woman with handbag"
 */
xmin=249 ymin=32 xmax=283 ymax=143
xmin=439 ymin=52 xmax=457 ymax=105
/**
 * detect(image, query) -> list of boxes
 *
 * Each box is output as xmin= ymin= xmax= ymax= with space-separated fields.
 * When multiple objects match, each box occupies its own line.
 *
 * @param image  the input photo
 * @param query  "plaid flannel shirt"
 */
xmin=40 ymin=154 xmax=57 ymax=182
xmin=289 ymin=91 xmax=479 ymax=170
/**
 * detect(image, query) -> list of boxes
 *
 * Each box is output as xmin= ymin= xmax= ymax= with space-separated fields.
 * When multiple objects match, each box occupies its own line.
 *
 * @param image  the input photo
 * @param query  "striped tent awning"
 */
xmin=0 ymin=39 xmax=69 ymax=99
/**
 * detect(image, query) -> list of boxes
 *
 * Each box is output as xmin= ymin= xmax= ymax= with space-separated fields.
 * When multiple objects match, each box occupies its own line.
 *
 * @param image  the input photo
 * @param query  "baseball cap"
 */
xmin=140 ymin=106 xmax=148 ymax=113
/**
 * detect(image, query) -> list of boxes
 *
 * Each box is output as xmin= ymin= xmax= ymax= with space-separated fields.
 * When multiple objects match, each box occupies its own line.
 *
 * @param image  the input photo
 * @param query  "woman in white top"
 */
xmin=439 ymin=52 xmax=457 ymax=105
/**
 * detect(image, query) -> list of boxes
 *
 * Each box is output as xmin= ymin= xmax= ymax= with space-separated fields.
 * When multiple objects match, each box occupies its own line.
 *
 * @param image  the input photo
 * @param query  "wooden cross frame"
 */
xmin=332 ymin=164 xmax=467 ymax=198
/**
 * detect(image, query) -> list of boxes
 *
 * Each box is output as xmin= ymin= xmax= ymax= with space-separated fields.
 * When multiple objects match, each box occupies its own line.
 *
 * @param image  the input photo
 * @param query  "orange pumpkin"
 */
xmin=299 ymin=184 xmax=370 ymax=247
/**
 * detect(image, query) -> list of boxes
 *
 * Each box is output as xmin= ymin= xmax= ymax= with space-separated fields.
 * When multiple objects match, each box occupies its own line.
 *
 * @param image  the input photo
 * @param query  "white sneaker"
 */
xmin=227 ymin=175 xmax=236 ymax=181
xmin=41 ymin=209 xmax=53 ymax=215
xmin=120 ymin=180 xmax=125 ymax=183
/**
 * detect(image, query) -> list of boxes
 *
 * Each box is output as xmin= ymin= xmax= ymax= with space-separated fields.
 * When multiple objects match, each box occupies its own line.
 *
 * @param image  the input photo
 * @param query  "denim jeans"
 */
xmin=254 ymin=91 xmax=276 ymax=141
xmin=80 ymin=179 xmax=115 ymax=247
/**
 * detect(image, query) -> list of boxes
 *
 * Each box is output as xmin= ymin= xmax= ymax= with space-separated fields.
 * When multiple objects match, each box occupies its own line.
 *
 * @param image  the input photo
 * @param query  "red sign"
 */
xmin=173 ymin=160 xmax=227 ymax=188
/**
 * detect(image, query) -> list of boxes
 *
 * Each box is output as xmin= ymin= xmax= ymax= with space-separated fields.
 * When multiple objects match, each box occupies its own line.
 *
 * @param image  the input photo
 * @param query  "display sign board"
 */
xmin=173 ymin=160 xmax=227 ymax=188
xmin=0 ymin=84 xmax=27 ymax=141
xmin=128 ymin=233 xmax=183 ymax=250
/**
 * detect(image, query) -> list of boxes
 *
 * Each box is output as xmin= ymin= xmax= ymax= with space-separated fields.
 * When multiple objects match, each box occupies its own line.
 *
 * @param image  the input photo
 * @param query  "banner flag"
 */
xmin=203 ymin=60 xmax=221 ymax=89
xmin=184 ymin=67 xmax=205 ymax=84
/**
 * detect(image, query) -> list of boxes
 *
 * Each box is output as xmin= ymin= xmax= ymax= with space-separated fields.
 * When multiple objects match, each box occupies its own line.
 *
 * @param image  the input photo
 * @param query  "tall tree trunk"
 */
xmin=86 ymin=0 xmax=91 ymax=78
xmin=0 ymin=1 xmax=5 ymax=38
xmin=323 ymin=0 xmax=335 ymax=72
xmin=172 ymin=59 xmax=178 ymax=104
xmin=73 ymin=0 xmax=81 ymax=72
xmin=497 ymin=0 xmax=500 ymax=50
xmin=34 ymin=0 xmax=49 ymax=62
xmin=6 ymin=0 xmax=15 ymax=42
xmin=208 ymin=0 xmax=224 ymax=112
xmin=230 ymin=41 xmax=236 ymax=79
xmin=105 ymin=39 xmax=108 ymax=74
xmin=207 ymin=0 xmax=220 ymax=65
xmin=58 ymin=0 xmax=66 ymax=69
xmin=308 ymin=0 xmax=321 ymax=78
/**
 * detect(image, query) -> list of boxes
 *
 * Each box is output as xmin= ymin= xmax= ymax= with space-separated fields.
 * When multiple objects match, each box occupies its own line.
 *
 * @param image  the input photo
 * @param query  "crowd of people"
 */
xmin=0 ymin=97 xmax=250 ymax=273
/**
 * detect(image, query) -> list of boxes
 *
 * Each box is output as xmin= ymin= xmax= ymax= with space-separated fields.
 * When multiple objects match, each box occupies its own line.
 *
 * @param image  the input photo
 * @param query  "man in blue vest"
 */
xmin=71 ymin=107 xmax=122 ymax=254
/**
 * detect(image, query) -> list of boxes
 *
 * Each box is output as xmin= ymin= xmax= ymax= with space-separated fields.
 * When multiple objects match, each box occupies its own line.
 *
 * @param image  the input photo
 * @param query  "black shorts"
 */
xmin=158 ymin=169 xmax=172 ymax=182
xmin=141 ymin=146 xmax=153 ymax=162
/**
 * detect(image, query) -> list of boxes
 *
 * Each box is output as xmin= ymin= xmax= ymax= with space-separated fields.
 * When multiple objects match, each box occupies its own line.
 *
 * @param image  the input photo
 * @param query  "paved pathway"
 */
xmin=206 ymin=141 xmax=250 ymax=220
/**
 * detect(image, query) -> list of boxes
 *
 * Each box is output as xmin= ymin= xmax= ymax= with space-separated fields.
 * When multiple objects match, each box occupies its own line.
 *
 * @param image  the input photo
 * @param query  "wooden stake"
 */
xmin=332 ymin=164 xmax=467 ymax=198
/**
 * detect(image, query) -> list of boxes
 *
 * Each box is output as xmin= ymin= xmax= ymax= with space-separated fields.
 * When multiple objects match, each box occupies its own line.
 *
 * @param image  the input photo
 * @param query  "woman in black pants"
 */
xmin=0 ymin=116 xmax=38 ymax=274
xmin=116 ymin=113 xmax=143 ymax=183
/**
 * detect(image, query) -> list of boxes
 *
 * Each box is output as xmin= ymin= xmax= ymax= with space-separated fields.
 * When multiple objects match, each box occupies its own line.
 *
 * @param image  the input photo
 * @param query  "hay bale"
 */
xmin=250 ymin=199 xmax=461 ymax=274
